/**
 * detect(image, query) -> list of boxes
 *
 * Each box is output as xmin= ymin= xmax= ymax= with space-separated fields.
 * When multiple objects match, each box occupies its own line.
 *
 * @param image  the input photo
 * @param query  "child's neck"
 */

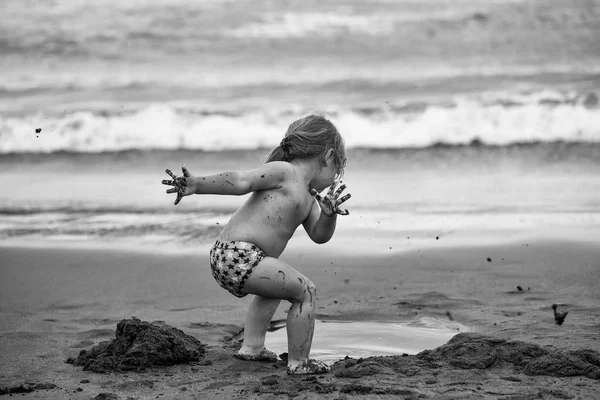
xmin=290 ymin=158 xmax=320 ymax=189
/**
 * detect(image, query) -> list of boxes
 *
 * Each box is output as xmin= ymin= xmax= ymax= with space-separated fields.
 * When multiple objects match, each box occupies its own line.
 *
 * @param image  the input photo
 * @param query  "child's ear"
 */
xmin=325 ymin=148 xmax=335 ymax=164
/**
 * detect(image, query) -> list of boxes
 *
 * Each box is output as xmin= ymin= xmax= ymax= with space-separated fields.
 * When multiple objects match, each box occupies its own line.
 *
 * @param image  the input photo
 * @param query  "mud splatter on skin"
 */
xmin=225 ymin=180 xmax=234 ymax=186
xmin=311 ymin=182 xmax=351 ymax=216
xmin=163 ymin=169 xmax=186 ymax=205
xmin=277 ymin=270 xmax=286 ymax=286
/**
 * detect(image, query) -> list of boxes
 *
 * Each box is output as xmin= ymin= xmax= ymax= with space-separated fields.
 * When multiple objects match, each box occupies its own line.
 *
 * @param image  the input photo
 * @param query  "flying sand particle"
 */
xmin=552 ymin=304 xmax=568 ymax=326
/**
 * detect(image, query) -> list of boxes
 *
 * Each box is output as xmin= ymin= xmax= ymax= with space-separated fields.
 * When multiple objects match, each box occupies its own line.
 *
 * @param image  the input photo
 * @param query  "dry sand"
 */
xmin=1 ymin=238 xmax=599 ymax=399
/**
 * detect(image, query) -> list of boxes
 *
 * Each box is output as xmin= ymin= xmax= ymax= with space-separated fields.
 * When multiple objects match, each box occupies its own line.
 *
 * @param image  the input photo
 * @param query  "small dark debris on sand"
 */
xmin=66 ymin=317 xmax=205 ymax=372
xmin=552 ymin=304 xmax=569 ymax=326
xmin=93 ymin=394 xmax=120 ymax=400
xmin=0 ymin=383 xmax=57 ymax=395
xmin=517 ymin=285 xmax=523 ymax=291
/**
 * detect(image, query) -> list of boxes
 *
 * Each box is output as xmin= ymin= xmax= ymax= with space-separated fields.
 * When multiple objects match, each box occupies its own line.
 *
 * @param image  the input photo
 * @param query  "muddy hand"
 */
xmin=311 ymin=182 xmax=351 ymax=216
xmin=161 ymin=165 xmax=195 ymax=205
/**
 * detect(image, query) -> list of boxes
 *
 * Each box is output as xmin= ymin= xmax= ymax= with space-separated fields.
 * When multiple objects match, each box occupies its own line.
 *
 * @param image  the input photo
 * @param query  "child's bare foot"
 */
xmin=234 ymin=347 xmax=278 ymax=362
xmin=287 ymin=359 xmax=330 ymax=375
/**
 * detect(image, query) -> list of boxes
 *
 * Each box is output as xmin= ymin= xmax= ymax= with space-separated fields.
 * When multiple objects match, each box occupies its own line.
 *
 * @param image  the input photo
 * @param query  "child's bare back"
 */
xmin=219 ymin=161 xmax=318 ymax=257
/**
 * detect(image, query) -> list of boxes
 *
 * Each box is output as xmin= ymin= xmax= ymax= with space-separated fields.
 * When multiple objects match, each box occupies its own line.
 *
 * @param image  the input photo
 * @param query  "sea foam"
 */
xmin=1 ymin=90 xmax=598 ymax=153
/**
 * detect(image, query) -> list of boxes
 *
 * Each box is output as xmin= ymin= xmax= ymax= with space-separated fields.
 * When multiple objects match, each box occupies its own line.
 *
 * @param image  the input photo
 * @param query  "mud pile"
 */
xmin=67 ymin=318 xmax=205 ymax=372
xmin=417 ymin=332 xmax=600 ymax=379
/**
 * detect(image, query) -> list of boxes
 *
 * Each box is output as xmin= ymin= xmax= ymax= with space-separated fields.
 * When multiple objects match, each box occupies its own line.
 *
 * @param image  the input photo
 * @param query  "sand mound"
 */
xmin=419 ymin=333 xmax=600 ymax=379
xmin=330 ymin=333 xmax=600 ymax=381
xmin=66 ymin=318 xmax=205 ymax=372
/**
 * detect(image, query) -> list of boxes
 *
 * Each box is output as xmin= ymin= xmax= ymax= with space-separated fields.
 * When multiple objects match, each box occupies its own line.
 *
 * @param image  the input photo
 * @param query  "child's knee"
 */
xmin=291 ymin=278 xmax=316 ymax=303
xmin=306 ymin=280 xmax=317 ymax=296
xmin=301 ymin=279 xmax=316 ymax=303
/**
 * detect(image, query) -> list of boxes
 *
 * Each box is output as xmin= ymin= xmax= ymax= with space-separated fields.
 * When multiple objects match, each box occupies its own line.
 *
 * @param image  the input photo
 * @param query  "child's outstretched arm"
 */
xmin=162 ymin=162 xmax=293 ymax=205
xmin=303 ymin=182 xmax=351 ymax=244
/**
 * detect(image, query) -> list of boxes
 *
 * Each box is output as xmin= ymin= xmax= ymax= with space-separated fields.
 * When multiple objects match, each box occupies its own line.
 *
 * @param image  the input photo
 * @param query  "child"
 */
xmin=162 ymin=114 xmax=351 ymax=375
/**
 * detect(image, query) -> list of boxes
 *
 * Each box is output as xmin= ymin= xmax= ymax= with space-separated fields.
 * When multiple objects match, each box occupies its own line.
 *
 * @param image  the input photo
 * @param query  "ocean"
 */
xmin=1 ymin=0 xmax=599 ymax=250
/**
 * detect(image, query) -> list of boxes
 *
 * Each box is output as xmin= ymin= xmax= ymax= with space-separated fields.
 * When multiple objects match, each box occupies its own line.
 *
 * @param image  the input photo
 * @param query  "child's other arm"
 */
xmin=303 ymin=183 xmax=351 ymax=244
xmin=302 ymin=200 xmax=337 ymax=244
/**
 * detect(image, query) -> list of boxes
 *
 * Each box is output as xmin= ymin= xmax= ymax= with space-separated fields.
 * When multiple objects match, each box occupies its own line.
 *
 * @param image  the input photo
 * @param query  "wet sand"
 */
xmin=1 ymin=237 xmax=599 ymax=399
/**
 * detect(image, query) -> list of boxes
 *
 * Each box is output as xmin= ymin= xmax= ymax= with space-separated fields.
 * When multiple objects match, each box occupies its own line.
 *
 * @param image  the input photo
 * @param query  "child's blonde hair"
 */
xmin=266 ymin=114 xmax=346 ymax=176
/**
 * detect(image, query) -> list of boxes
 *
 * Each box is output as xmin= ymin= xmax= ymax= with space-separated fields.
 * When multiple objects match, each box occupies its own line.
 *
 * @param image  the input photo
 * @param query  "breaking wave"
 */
xmin=1 ymin=90 xmax=598 ymax=153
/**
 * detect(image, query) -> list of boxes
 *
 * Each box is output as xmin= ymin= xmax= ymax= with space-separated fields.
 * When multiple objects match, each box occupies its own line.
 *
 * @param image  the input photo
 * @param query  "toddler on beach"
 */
xmin=162 ymin=114 xmax=351 ymax=375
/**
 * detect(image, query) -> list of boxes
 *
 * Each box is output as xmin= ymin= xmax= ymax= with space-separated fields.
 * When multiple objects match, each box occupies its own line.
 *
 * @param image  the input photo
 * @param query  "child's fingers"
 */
xmin=310 ymin=188 xmax=319 ymax=197
xmin=165 ymin=169 xmax=177 ymax=180
xmin=182 ymin=165 xmax=191 ymax=177
xmin=333 ymin=184 xmax=346 ymax=198
xmin=166 ymin=187 xmax=178 ymax=194
xmin=162 ymin=179 xmax=175 ymax=186
xmin=327 ymin=182 xmax=336 ymax=196
xmin=337 ymin=208 xmax=350 ymax=216
xmin=323 ymin=197 xmax=335 ymax=211
xmin=174 ymin=193 xmax=183 ymax=205
xmin=337 ymin=193 xmax=351 ymax=205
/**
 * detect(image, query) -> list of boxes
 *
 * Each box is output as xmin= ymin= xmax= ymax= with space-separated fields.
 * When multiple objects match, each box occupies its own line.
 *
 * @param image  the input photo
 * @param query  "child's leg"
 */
xmin=242 ymin=257 xmax=328 ymax=374
xmin=238 ymin=295 xmax=280 ymax=357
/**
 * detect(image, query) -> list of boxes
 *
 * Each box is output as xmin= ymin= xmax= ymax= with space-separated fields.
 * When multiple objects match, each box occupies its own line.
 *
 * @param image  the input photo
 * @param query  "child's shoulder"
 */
xmin=263 ymin=160 xmax=297 ymax=176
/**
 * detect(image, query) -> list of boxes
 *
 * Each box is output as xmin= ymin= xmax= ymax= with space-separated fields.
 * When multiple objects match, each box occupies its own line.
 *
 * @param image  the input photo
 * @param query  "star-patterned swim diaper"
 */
xmin=209 ymin=240 xmax=266 ymax=298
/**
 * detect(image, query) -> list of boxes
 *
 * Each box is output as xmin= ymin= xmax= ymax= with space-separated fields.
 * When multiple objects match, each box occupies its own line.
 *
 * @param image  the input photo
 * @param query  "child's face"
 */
xmin=313 ymin=150 xmax=342 ymax=191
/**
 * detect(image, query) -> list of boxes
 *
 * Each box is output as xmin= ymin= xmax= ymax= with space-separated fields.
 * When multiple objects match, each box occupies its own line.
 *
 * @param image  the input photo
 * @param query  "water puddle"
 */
xmin=264 ymin=318 xmax=467 ymax=365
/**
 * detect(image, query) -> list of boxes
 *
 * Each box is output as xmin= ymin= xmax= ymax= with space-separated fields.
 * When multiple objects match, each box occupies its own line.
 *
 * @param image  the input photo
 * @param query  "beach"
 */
xmin=1 ymin=236 xmax=600 ymax=399
xmin=1 ymin=146 xmax=600 ymax=399
xmin=2 ymin=0 xmax=600 ymax=397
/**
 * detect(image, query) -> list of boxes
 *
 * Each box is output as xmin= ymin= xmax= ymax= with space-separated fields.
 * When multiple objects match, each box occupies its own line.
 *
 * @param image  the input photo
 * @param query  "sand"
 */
xmin=1 ymin=238 xmax=599 ymax=399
